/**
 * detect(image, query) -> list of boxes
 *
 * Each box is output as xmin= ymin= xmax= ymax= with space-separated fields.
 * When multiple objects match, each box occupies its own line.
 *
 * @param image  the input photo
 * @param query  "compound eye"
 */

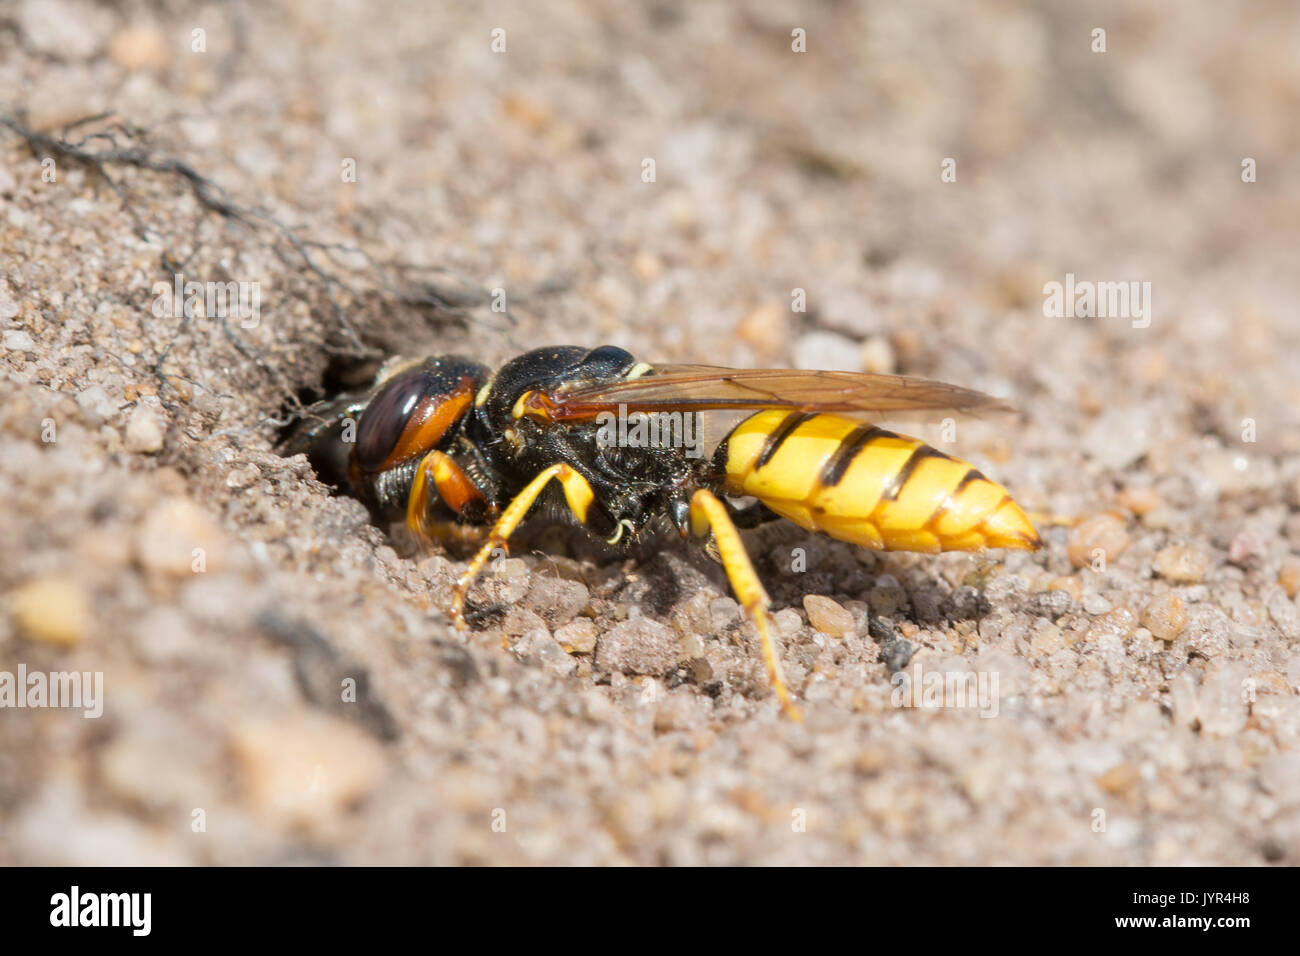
xmin=579 ymin=345 xmax=636 ymax=376
xmin=355 ymin=368 xmax=434 ymax=473
xmin=351 ymin=357 xmax=485 ymax=475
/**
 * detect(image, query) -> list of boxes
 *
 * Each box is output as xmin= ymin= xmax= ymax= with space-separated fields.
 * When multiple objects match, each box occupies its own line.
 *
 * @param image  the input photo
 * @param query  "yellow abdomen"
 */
xmin=718 ymin=410 xmax=1040 ymax=553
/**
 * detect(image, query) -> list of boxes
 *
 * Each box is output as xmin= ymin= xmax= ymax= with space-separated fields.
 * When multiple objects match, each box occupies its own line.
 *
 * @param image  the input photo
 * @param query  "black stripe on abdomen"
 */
xmin=954 ymin=466 xmax=987 ymax=493
xmin=819 ymin=424 xmax=891 ymax=488
xmin=755 ymin=411 xmax=815 ymax=470
xmin=880 ymin=444 xmax=951 ymax=501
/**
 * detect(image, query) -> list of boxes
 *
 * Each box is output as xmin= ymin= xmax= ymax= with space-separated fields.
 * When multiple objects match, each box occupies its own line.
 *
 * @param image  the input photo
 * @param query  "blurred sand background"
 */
xmin=2 ymin=0 xmax=1299 ymax=864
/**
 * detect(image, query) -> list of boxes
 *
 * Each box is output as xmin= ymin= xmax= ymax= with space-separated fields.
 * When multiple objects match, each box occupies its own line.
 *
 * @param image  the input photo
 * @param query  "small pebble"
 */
xmin=10 ymin=576 xmax=91 ymax=646
xmin=803 ymin=594 xmax=854 ymax=636
xmin=100 ymin=722 xmax=210 ymax=811
xmin=632 ymin=251 xmax=663 ymax=280
xmin=1141 ymin=593 xmax=1187 ymax=642
xmin=2 ymin=329 xmax=35 ymax=352
xmin=229 ymin=714 xmax=387 ymax=827
xmin=1185 ymin=608 xmax=1231 ymax=660
xmin=653 ymin=695 xmax=699 ymax=733
xmin=135 ymin=497 xmax=228 ymax=579
xmin=1030 ymin=619 xmax=1064 ymax=654
xmin=678 ymin=631 xmax=704 ymax=661
xmin=1154 ymin=545 xmax=1209 ymax=584
xmin=858 ymin=336 xmax=896 ymax=374
xmin=1227 ymin=529 xmax=1262 ymax=568
xmin=1066 ymin=513 xmax=1129 ymax=569
xmin=735 ymin=303 xmax=788 ymax=356
xmin=554 ymin=618 xmax=598 ymax=655
xmin=18 ymin=0 xmax=113 ymax=59
xmin=793 ymin=331 xmax=861 ymax=373
xmin=1034 ymin=587 xmax=1073 ymax=619
xmin=594 ymin=617 xmax=679 ymax=677
xmin=709 ymin=597 xmax=741 ymax=630
xmin=1096 ymin=762 xmax=1140 ymax=795
xmin=1197 ymin=666 xmax=1249 ymax=737
xmin=1087 ymin=607 xmax=1137 ymax=642
xmin=670 ymin=591 xmax=712 ymax=638
xmin=1201 ymin=448 xmax=1274 ymax=495
xmin=124 ymin=404 xmax=165 ymax=453
xmin=108 ymin=26 xmax=170 ymax=71
xmin=1082 ymin=593 xmax=1113 ymax=615
xmin=1140 ymin=506 xmax=1177 ymax=531
xmin=773 ymin=607 xmax=802 ymax=636
xmin=867 ymin=577 xmax=909 ymax=617
xmin=225 ymin=464 xmax=261 ymax=489
xmin=1278 ymin=560 xmax=1300 ymax=600
xmin=524 ymin=576 xmax=589 ymax=626
xmin=501 ymin=606 xmax=548 ymax=638
xmin=1081 ymin=405 xmax=1161 ymax=470
xmin=75 ymin=384 xmax=118 ymax=424
xmin=519 ymin=628 xmax=576 ymax=676
xmin=472 ymin=557 xmax=530 ymax=607
xmin=1116 ymin=486 xmax=1161 ymax=516
xmin=880 ymin=637 xmax=914 ymax=673
xmin=1048 ymin=576 xmax=1083 ymax=602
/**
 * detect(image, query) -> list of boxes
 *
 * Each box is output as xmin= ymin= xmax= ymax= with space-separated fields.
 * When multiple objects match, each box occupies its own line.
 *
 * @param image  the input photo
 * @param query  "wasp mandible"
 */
xmin=285 ymin=345 xmax=1041 ymax=719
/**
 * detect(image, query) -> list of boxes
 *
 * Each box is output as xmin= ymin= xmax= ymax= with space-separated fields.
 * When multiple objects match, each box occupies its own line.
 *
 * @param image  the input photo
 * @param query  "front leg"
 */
xmin=449 ymin=463 xmax=596 ymax=629
xmin=406 ymin=449 xmax=490 ymax=541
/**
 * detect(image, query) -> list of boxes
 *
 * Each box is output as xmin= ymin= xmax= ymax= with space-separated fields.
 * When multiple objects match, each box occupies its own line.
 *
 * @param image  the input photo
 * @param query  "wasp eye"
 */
xmin=579 ymin=345 xmax=636 ymax=376
xmin=353 ymin=359 xmax=483 ymax=473
xmin=355 ymin=368 xmax=435 ymax=473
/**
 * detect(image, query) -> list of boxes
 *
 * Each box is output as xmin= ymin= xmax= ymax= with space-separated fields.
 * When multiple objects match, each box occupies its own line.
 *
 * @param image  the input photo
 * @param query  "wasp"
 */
xmin=284 ymin=345 xmax=1041 ymax=719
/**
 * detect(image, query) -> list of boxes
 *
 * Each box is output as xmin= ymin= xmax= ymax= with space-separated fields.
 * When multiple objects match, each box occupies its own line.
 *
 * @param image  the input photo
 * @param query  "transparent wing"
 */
xmin=533 ymin=364 xmax=1015 ymax=422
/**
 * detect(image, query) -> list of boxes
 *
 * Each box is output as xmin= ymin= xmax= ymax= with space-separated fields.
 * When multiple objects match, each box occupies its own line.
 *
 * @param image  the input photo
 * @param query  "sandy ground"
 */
xmin=2 ymin=0 xmax=1299 ymax=865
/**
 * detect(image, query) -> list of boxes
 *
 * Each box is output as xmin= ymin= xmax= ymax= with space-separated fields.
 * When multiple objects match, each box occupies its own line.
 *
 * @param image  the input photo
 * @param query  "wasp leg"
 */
xmin=689 ymin=488 xmax=802 ymax=721
xmin=406 ymin=449 xmax=488 ymax=541
xmin=449 ymin=463 xmax=595 ymax=631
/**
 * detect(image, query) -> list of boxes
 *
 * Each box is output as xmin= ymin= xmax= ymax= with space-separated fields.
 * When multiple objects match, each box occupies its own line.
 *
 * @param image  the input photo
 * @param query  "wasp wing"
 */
xmin=539 ymin=364 xmax=1015 ymax=421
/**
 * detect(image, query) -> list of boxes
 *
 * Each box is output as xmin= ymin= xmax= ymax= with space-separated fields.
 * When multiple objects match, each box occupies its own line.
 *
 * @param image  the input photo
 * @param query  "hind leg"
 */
xmin=689 ymin=488 xmax=801 ymax=721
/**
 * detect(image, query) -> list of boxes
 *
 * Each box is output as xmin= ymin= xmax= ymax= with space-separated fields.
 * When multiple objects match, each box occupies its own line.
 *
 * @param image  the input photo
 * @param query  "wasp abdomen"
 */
xmin=718 ymin=410 xmax=1040 ymax=553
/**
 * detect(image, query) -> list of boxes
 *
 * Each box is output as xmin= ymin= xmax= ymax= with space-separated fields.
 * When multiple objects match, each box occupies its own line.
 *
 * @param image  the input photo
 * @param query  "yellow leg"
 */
xmin=689 ymin=489 xmax=802 ymax=721
xmin=407 ymin=449 xmax=489 ymax=540
xmin=449 ymin=463 xmax=595 ymax=630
